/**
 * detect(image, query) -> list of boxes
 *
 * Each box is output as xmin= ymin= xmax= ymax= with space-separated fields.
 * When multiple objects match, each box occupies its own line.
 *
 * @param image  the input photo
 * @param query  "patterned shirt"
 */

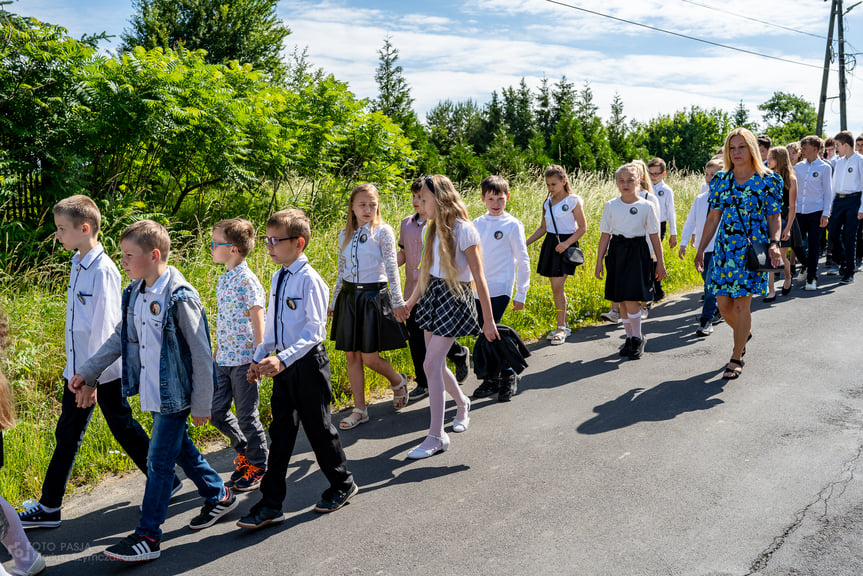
xmin=216 ymin=260 xmax=266 ymax=366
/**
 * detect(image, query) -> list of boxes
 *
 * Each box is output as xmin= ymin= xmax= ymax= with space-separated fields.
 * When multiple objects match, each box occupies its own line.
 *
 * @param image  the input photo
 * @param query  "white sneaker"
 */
xmin=795 ymin=268 xmax=807 ymax=282
xmin=825 ymin=266 xmax=840 ymax=276
xmin=641 ymin=307 xmax=649 ymax=319
xmin=805 ymin=280 xmax=817 ymax=291
xmin=600 ymin=309 xmax=620 ymax=323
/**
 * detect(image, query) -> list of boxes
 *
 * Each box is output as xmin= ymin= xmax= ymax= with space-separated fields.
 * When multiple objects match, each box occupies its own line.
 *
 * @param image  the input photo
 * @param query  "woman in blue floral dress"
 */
xmin=695 ymin=128 xmax=783 ymax=379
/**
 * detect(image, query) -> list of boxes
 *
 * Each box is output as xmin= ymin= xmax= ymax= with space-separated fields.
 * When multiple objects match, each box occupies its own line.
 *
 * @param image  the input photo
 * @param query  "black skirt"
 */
xmin=604 ymin=235 xmax=654 ymax=303
xmin=537 ymin=233 xmax=577 ymax=277
xmin=414 ymin=277 xmax=481 ymax=338
xmin=780 ymin=207 xmax=805 ymax=258
xmin=331 ymin=281 xmax=407 ymax=353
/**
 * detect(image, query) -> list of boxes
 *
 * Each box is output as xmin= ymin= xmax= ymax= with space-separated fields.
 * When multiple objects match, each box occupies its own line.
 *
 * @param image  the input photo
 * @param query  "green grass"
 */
xmin=0 ymin=169 xmax=706 ymax=504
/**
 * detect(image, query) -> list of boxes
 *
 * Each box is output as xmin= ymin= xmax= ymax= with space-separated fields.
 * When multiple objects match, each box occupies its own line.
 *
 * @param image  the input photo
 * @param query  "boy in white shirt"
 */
xmin=647 ymin=158 xmax=675 ymax=302
xmin=19 ymin=196 xmax=157 ymax=530
xmin=793 ymin=135 xmax=833 ymax=289
xmin=829 ymin=130 xmax=863 ymax=284
xmin=679 ymin=160 xmax=723 ymax=335
xmin=471 ymin=176 xmax=530 ymax=401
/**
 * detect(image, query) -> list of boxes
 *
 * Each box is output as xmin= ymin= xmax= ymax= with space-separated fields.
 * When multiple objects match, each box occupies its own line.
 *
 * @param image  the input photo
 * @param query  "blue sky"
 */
xmin=14 ymin=0 xmax=863 ymax=135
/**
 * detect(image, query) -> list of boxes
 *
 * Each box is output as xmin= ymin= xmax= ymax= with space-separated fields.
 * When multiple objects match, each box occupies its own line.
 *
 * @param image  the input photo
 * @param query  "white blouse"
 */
xmin=543 ymin=194 xmax=582 ymax=235
xmin=331 ymin=222 xmax=404 ymax=308
xmin=428 ymin=219 xmax=481 ymax=283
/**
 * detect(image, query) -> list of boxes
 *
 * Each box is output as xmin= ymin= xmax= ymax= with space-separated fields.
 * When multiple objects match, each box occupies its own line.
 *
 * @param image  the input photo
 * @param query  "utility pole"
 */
xmin=816 ymin=0 xmax=837 ymax=136
xmin=838 ymin=0 xmax=847 ymax=129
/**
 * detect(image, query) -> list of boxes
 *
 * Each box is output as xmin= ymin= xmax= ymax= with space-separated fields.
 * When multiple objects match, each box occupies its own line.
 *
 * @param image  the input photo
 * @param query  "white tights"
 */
xmin=0 ymin=497 xmax=39 ymax=574
xmin=420 ymin=332 xmax=469 ymax=447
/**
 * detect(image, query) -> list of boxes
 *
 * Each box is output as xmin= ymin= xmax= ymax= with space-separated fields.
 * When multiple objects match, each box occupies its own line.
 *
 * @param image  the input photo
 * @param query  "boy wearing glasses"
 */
xmin=210 ymin=219 xmax=268 ymax=491
xmin=237 ymin=209 xmax=357 ymax=530
xmin=647 ymin=157 xmax=676 ymax=302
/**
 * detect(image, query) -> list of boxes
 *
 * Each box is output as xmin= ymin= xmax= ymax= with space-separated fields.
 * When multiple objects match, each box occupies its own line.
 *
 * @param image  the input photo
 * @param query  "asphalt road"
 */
xmin=8 ymin=273 xmax=863 ymax=576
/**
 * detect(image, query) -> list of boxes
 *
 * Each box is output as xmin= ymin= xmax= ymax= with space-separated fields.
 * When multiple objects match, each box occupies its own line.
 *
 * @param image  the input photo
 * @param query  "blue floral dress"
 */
xmin=708 ymin=170 xmax=783 ymax=297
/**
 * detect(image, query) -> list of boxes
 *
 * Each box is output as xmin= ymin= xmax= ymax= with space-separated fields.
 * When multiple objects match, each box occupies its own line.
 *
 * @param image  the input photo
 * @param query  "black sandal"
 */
xmin=722 ymin=358 xmax=744 ymax=380
xmin=742 ymin=333 xmax=752 ymax=357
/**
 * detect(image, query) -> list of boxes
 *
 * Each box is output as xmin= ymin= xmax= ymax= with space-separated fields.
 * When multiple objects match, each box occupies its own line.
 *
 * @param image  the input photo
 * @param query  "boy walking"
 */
xmin=793 ymin=135 xmax=833 ymax=290
xmin=210 ymin=219 xmax=268 ymax=491
xmin=236 ymin=209 xmax=357 ymax=530
xmin=398 ymin=178 xmax=470 ymax=401
xmin=70 ymin=220 xmax=236 ymax=561
xmin=19 ymin=196 xmax=158 ymax=530
xmin=829 ymin=130 xmax=863 ymax=284
xmin=647 ymin=158 xmax=676 ymax=302
xmin=471 ymin=176 xmax=530 ymax=401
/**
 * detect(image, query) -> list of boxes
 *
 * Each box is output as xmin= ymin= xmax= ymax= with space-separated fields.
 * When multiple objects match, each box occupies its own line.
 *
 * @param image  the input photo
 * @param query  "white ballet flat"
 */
xmin=406 ymin=434 xmax=450 ymax=460
xmin=453 ymin=399 xmax=470 ymax=433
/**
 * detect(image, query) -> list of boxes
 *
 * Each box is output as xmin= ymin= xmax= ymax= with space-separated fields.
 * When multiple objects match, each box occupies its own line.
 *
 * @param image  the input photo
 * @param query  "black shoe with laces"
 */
xmin=619 ymin=338 xmax=633 ymax=357
xmin=696 ymin=318 xmax=713 ymax=336
xmin=472 ymin=379 xmax=499 ymax=399
xmin=188 ymin=489 xmax=239 ymax=530
xmin=629 ymin=337 xmax=646 ymax=359
xmin=236 ymin=503 xmax=285 ymax=530
xmin=711 ymin=312 xmax=724 ymax=325
xmin=314 ymin=482 xmax=358 ymax=513
xmin=409 ymin=385 xmax=429 ymax=400
xmin=103 ymin=533 xmax=160 ymax=562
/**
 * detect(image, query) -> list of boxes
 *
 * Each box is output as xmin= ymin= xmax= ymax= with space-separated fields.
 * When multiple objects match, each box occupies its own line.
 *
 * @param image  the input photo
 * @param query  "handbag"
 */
xmin=546 ymin=197 xmax=584 ymax=266
xmin=730 ymin=197 xmax=781 ymax=274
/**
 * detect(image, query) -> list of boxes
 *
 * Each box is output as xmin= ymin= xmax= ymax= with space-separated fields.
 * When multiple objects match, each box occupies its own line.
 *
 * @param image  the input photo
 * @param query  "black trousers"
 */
xmin=405 ymin=315 xmax=468 ymax=389
xmin=797 ymin=212 xmax=823 ymax=282
xmin=829 ymin=195 xmax=861 ymax=276
xmin=41 ymin=378 xmax=150 ymax=508
xmin=259 ymin=344 xmax=353 ymax=510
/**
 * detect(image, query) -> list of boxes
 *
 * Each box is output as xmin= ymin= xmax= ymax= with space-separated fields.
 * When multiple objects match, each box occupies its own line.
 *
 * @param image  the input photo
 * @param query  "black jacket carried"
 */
xmin=472 ymin=324 xmax=530 ymax=381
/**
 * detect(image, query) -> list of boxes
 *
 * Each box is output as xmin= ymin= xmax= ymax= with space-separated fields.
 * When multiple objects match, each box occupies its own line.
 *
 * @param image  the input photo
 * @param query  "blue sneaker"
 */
xmin=18 ymin=499 xmax=61 ymax=529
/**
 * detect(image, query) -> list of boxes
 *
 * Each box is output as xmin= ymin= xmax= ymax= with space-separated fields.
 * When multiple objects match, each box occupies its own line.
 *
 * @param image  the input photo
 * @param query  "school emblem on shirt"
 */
xmin=562 ymin=204 xmax=569 ymax=212
xmin=359 ymin=233 xmax=368 ymax=243
xmin=494 ymin=230 xmax=503 ymax=240
xmin=849 ymin=167 xmax=854 ymax=173
xmin=285 ymin=297 xmax=297 ymax=310
xmin=149 ymin=301 xmax=161 ymax=316
xmin=813 ymin=172 xmax=819 ymax=177
xmin=630 ymin=207 xmax=638 ymax=215
xmin=658 ymin=189 xmax=664 ymax=196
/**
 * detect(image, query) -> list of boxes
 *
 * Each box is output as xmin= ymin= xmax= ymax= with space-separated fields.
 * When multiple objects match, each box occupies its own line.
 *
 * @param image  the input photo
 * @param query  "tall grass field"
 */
xmin=0 ymin=170 xmax=706 ymax=505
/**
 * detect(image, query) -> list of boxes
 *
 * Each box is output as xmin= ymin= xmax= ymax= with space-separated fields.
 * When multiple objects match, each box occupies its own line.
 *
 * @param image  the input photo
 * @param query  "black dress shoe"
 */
xmin=781 ymin=284 xmax=792 ymax=296
xmin=763 ymin=294 xmax=776 ymax=303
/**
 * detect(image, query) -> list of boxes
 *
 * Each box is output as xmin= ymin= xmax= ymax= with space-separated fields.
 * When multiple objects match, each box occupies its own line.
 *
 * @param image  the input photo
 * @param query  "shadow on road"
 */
xmin=577 ymin=369 xmax=727 ymax=434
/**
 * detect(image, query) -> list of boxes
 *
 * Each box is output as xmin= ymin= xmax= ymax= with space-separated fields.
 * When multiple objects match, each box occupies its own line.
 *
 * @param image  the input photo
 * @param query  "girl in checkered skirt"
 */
xmin=328 ymin=184 xmax=411 ymax=430
xmin=404 ymin=175 xmax=500 ymax=459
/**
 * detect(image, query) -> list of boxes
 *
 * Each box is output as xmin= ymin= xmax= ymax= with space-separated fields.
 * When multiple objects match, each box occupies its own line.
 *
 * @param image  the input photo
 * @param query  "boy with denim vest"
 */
xmin=18 ymin=195 xmax=158 ymax=531
xmin=210 ymin=218 xmax=268 ymax=492
xmin=236 ymin=209 xmax=357 ymax=530
xmin=69 ymin=220 xmax=236 ymax=562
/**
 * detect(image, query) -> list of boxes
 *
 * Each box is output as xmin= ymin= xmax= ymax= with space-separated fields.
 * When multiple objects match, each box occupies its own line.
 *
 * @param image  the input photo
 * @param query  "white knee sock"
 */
xmin=622 ymin=318 xmax=632 ymax=338
xmin=629 ymin=311 xmax=643 ymax=339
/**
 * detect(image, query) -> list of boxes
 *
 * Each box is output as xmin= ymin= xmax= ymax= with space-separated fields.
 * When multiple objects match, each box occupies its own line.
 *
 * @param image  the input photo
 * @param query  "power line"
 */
xmin=544 ymin=0 xmax=831 ymax=71
xmin=679 ymin=0 xmax=827 ymax=40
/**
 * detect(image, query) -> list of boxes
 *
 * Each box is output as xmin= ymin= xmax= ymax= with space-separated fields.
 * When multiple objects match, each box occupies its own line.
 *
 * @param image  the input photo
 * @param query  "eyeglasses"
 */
xmin=648 ymin=171 xmax=663 ymax=176
xmin=262 ymin=235 xmax=299 ymax=247
xmin=210 ymin=241 xmax=233 ymax=249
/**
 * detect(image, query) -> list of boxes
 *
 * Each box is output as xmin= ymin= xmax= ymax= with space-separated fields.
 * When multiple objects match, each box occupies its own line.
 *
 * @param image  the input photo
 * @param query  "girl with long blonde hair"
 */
xmin=405 ymin=175 xmax=499 ymax=459
xmin=329 ymin=184 xmax=410 ymax=430
xmin=765 ymin=146 xmax=800 ymax=301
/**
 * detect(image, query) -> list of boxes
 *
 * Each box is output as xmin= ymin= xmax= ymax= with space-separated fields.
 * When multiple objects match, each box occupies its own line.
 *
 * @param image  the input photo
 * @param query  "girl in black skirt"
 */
xmin=0 ymin=313 xmax=46 ymax=575
xmin=329 ymin=184 xmax=410 ymax=430
xmin=526 ymin=165 xmax=588 ymax=345
xmin=595 ymin=164 xmax=666 ymax=359
xmin=404 ymin=175 xmax=499 ymax=459
xmin=765 ymin=146 xmax=801 ymax=301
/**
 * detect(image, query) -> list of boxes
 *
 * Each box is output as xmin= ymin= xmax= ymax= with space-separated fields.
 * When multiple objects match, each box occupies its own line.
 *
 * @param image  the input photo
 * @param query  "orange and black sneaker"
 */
xmin=233 ymin=463 xmax=266 ymax=492
xmin=229 ymin=454 xmax=250 ymax=486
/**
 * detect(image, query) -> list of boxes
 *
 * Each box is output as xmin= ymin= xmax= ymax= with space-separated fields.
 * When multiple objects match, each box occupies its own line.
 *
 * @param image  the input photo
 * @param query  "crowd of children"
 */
xmin=4 ymin=127 xmax=863 ymax=569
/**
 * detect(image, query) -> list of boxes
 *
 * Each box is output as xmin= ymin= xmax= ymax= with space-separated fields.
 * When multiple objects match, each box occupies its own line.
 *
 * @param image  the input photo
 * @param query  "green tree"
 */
xmin=732 ymin=100 xmax=759 ymax=133
xmin=371 ymin=35 xmax=415 ymax=130
xmin=121 ymin=0 xmax=291 ymax=81
xmin=757 ymin=91 xmax=816 ymax=143
xmin=637 ymin=106 xmax=731 ymax=170
xmin=607 ymin=92 xmax=634 ymax=163
xmin=534 ymin=76 xmax=553 ymax=149
xmin=501 ymin=78 xmax=534 ymax=149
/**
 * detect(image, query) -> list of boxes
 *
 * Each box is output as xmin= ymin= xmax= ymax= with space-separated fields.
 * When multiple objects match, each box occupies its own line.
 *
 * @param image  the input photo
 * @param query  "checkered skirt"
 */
xmin=414 ymin=277 xmax=481 ymax=337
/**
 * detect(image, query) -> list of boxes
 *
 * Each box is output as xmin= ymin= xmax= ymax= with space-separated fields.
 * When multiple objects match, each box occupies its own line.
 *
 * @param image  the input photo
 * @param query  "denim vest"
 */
xmin=120 ymin=277 xmax=217 ymax=414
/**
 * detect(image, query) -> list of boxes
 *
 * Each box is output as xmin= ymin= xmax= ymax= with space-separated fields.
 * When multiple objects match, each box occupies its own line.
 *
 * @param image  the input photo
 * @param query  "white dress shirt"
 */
xmin=680 ymin=187 xmax=716 ymax=253
xmin=254 ymin=254 xmax=329 ymax=370
xmin=429 ymin=219 xmax=481 ymax=282
xmin=330 ymin=222 xmax=404 ymax=308
xmin=599 ymin=197 xmax=660 ymax=238
xmin=794 ymin=158 xmax=834 ymax=215
xmin=63 ymin=244 xmax=122 ymax=383
xmin=473 ymin=212 xmax=531 ymax=302
xmin=640 ymin=190 xmax=661 ymax=259
xmin=652 ymin=180 xmax=677 ymax=236
xmin=832 ymin=152 xmax=863 ymax=213
xmin=134 ymin=267 xmax=172 ymax=412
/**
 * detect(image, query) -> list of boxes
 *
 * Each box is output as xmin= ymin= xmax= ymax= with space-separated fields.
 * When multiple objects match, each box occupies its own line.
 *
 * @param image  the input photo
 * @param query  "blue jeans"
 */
xmin=138 ymin=409 xmax=225 ymax=540
xmin=700 ymin=252 xmax=718 ymax=322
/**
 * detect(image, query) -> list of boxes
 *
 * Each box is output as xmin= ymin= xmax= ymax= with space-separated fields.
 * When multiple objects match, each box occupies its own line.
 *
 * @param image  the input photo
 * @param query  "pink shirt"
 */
xmin=399 ymin=213 xmax=426 ymax=298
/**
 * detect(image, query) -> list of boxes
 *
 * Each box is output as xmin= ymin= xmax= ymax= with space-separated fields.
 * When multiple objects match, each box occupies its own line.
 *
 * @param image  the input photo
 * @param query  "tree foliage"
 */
xmin=121 ymin=0 xmax=291 ymax=81
xmin=757 ymin=91 xmax=816 ymax=143
xmin=637 ymin=107 xmax=732 ymax=171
